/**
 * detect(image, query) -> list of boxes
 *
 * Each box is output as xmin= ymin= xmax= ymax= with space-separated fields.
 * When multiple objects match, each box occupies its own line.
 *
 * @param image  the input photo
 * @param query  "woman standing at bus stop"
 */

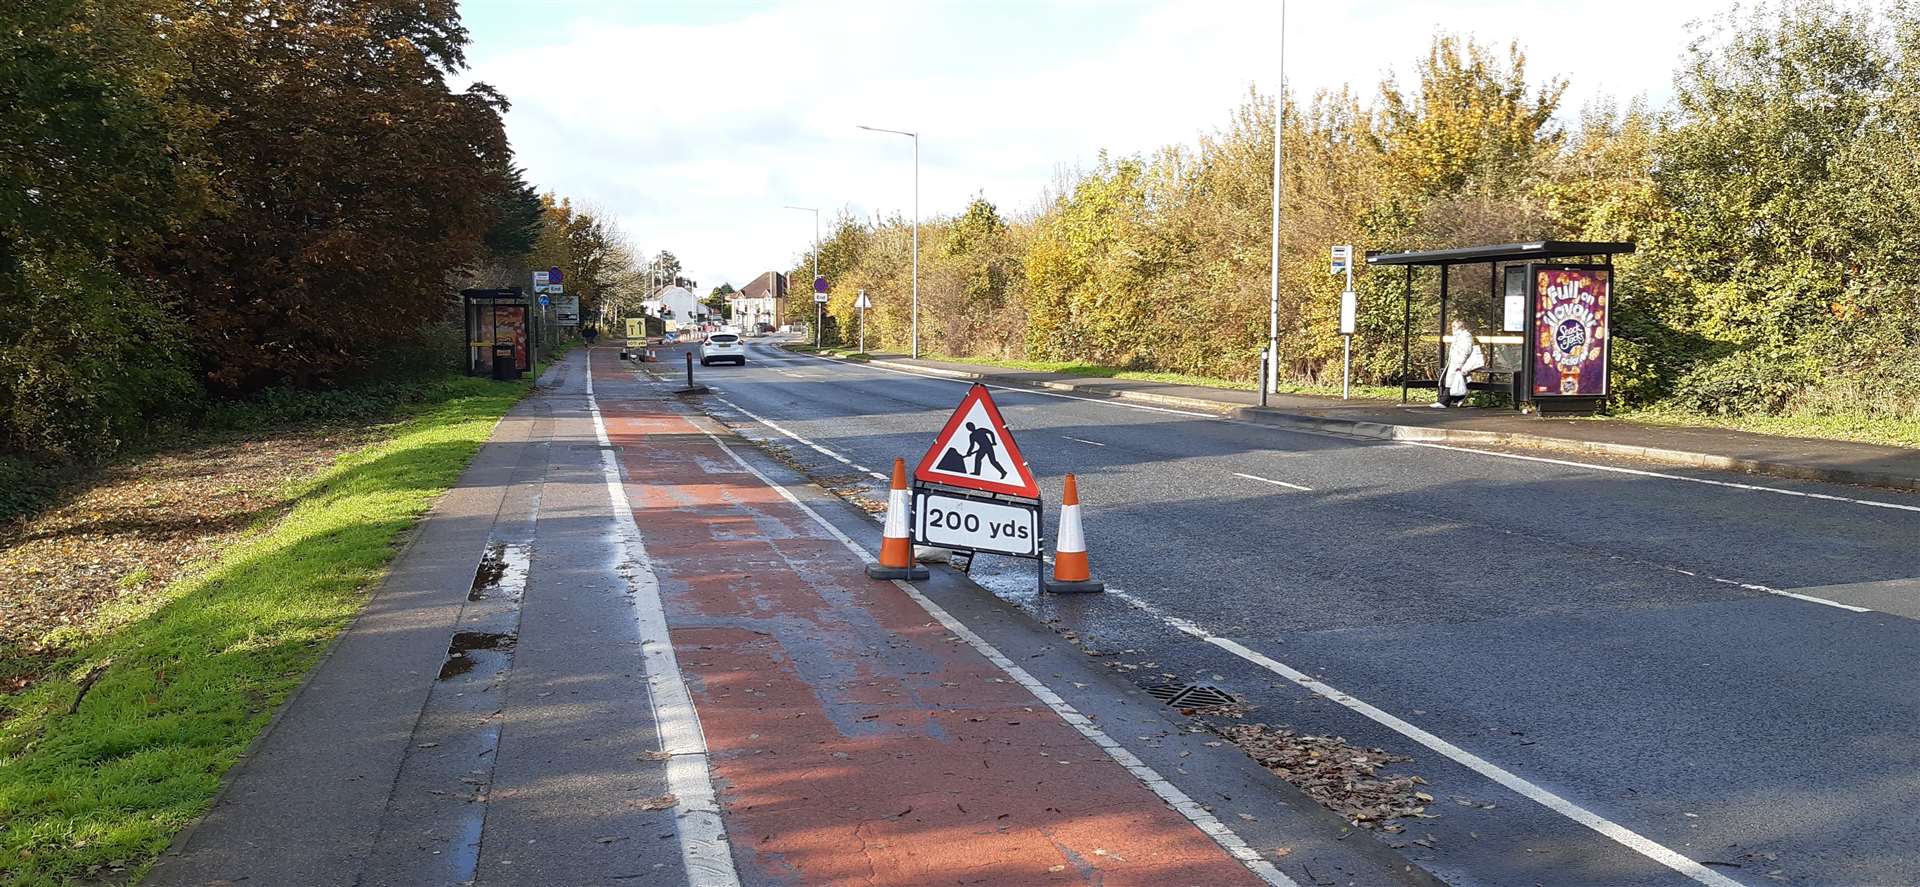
xmin=1433 ymin=318 xmax=1484 ymax=408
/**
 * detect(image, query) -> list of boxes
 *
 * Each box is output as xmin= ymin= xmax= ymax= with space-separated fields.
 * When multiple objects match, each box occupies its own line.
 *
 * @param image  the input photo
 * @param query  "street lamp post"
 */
xmin=858 ymin=124 xmax=919 ymax=359
xmin=1267 ymin=1 xmax=1287 ymax=396
xmin=784 ymin=205 xmax=820 ymax=347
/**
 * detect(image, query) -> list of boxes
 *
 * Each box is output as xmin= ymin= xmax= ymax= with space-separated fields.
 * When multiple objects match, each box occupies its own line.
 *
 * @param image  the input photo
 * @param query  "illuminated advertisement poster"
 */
xmin=495 ymin=305 xmax=529 ymax=370
xmin=1531 ymin=266 xmax=1609 ymax=397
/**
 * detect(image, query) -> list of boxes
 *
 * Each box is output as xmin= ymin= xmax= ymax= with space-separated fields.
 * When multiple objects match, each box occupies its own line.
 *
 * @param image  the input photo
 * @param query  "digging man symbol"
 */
xmin=963 ymin=421 xmax=1008 ymax=479
xmin=935 ymin=420 xmax=1009 ymax=479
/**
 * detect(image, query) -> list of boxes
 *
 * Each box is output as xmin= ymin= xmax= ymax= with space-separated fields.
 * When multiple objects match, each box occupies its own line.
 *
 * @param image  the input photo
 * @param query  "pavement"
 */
xmin=657 ymin=336 xmax=1920 ymax=887
xmin=145 ymin=346 xmax=1430 ymax=887
xmin=833 ymin=352 xmax=1920 ymax=493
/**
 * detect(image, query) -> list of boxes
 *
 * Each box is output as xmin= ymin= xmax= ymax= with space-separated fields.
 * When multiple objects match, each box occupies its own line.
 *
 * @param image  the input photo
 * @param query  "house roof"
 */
xmin=739 ymin=271 xmax=788 ymax=299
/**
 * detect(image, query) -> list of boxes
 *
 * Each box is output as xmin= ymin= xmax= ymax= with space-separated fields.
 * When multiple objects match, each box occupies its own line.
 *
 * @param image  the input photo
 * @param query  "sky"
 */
xmin=462 ymin=0 xmax=1724 ymax=290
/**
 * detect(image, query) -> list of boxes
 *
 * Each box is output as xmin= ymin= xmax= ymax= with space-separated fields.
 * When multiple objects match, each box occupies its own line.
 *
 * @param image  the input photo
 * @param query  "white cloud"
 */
xmin=466 ymin=0 xmax=1720 ymax=289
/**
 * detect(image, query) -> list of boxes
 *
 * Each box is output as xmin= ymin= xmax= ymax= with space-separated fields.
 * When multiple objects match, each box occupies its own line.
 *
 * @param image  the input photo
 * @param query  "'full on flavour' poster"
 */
xmin=1532 ymin=267 xmax=1610 ymax=397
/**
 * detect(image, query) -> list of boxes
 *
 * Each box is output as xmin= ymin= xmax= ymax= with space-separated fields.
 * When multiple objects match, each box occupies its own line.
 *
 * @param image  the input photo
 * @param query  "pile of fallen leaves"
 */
xmin=1219 ymin=723 xmax=1434 ymax=832
xmin=0 ymin=430 xmax=371 ymax=693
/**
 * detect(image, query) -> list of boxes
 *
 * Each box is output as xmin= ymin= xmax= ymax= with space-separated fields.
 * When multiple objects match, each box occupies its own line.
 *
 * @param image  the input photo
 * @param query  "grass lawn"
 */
xmin=0 ymin=375 xmax=527 ymax=885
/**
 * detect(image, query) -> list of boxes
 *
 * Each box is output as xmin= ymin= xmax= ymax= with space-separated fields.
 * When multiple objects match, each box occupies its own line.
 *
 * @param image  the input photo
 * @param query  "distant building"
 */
xmin=642 ymin=285 xmax=708 ymax=330
xmin=727 ymin=272 xmax=788 ymax=329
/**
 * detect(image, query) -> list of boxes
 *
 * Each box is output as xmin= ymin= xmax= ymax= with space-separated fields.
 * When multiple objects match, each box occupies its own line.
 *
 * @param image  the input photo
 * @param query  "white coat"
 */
xmin=1443 ymin=331 xmax=1484 ymax=398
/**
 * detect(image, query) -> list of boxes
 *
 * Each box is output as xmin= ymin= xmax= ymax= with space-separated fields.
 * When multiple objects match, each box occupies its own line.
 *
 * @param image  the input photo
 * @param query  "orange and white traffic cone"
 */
xmin=866 ymin=458 xmax=930 ymax=580
xmin=1044 ymin=473 xmax=1104 ymax=594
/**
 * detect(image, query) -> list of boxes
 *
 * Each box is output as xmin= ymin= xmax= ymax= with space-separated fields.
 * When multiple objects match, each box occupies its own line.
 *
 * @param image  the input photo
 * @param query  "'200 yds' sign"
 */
xmin=913 ymin=490 xmax=1037 ymax=557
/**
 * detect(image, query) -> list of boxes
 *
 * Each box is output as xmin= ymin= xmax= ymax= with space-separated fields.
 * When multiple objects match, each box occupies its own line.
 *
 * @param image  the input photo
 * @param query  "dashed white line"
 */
xmin=1102 ymin=589 xmax=1746 ymax=887
xmin=690 ymin=425 xmax=1297 ymax=887
xmin=1231 ymin=471 xmax=1313 ymax=492
xmin=585 ymin=355 xmax=740 ymax=887
xmin=1062 ymin=435 xmax=1106 ymax=447
xmin=765 ymin=348 xmax=1893 ymax=619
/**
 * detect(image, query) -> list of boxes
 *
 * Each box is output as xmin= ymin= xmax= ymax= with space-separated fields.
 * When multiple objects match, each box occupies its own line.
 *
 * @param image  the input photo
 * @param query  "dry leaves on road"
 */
xmin=1218 ymin=723 xmax=1432 ymax=833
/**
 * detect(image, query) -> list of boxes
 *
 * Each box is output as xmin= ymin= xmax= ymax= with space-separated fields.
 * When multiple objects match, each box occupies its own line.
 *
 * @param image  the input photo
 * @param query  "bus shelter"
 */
xmin=461 ymin=288 xmax=531 ymax=378
xmin=1364 ymin=241 xmax=1634 ymax=415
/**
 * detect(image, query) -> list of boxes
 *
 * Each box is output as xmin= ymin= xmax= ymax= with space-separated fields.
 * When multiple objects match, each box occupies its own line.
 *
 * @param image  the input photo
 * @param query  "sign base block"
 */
xmin=866 ymin=563 xmax=930 ymax=580
xmin=1043 ymin=578 xmax=1105 ymax=595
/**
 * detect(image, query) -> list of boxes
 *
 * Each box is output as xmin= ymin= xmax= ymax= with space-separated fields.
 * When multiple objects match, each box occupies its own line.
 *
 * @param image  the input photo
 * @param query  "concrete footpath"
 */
xmin=146 ymin=346 xmax=1429 ymax=887
xmin=827 ymin=351 xmax=1920 ymax=493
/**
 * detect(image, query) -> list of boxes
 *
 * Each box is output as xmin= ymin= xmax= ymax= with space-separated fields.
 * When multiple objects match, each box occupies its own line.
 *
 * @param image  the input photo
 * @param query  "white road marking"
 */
xmin=714 ymin=396 xmax=853 ymax=466
xmin=692 ymin=423 xmax=1297 ymax=887
xmin=788 ymin=347 xmax=1916 ymax=517
xmin=1722 ymin=581 xmax=1869 ymax=613
xmin=1231 ymin=471 xmax=1313 ymax=492
xmin=1402 ymin=441 xmax=1920 ymax=514
xmin=1103 ymin=588 xmax=1747 ymax=887
xmin=585 ymin=354 xmax=741 ymax=887
xmin=777 ymin=348 xmax=1889 ymax=617
xmin=1062 ymin=435 xmax=1107 ymax=447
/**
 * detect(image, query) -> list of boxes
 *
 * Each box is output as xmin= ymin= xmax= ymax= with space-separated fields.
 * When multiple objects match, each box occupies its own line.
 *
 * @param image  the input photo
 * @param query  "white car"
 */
xmin=699 ymin=332 xmax=746 ymax=366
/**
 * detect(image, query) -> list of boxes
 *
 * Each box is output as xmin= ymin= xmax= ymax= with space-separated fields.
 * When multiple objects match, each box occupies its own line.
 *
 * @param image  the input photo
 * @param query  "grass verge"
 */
xmin=1611 ymin=407 xmax=1920 ymax=450
xmin=0 ymin=374 xmax=527 ymax=885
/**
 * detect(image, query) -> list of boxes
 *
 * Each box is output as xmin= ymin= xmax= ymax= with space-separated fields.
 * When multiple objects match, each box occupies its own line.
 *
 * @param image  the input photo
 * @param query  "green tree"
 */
xmin=0 ymin=0 xmax=201 ymax=458
xmin=1646 ymin=0 xmax=1895 ymax=412
xmin=145 ymin=0 xmax=513 ymax=391
xmin=705 ymin=283 xmax=735 ymax=319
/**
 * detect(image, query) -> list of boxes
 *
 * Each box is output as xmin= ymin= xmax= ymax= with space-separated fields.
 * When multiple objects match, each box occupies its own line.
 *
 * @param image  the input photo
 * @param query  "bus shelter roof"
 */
xmin=1365 ymin=241 xmax=1635 ymax=268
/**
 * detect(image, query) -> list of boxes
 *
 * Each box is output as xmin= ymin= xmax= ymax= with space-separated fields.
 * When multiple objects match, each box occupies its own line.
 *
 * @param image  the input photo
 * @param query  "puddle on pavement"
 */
xmin=437 ymin=631 xmax=516 ymax=679
xmin=468 ymin=542 xmax=530 ymax=601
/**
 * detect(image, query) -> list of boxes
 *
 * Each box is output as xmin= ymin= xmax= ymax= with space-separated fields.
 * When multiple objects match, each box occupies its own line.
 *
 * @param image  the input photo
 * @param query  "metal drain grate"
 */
xmin=1146 ymin=684 xmax=1238 ymax=708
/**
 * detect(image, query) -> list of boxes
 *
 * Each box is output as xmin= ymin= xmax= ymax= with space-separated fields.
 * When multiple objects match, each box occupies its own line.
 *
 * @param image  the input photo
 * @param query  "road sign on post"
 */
xmin=812 ymin=277 xmax=827 ymax=348
xmin=855 ymin=289 xmax=872 ymax=353
xmin=1332 ymin=245 xmax=1356 ymax=399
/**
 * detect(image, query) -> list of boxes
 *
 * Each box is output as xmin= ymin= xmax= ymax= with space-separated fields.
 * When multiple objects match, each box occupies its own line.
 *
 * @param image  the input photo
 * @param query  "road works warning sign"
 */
xmin=913 ymin=489 xmax=1038 ymax=557
xmin=913 ymin=384 xmax=1040 ymax=498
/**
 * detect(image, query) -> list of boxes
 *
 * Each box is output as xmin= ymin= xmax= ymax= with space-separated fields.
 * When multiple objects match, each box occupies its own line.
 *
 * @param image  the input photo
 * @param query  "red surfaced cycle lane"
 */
xmin=596 ymin=353 xmax=1263 ymax=886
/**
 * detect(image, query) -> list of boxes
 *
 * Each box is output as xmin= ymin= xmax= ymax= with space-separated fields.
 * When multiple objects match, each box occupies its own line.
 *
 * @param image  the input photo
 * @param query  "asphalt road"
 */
xmin=676 ymin=336 xmax=1920 ymax=887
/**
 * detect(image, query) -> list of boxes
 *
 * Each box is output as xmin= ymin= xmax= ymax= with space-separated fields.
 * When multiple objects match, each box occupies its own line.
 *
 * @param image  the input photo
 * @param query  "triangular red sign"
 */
xmin=914 ymin=384 xmax=1041 ymax=499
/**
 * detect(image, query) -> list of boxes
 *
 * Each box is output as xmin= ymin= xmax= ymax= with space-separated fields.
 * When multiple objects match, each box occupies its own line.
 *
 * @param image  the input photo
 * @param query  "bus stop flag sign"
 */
xmin=914 ymin=384 xmax=1041 ymax=499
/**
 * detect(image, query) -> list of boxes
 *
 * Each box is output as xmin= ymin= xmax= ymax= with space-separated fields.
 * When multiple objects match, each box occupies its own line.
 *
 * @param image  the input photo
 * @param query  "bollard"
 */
xmin=675 ymin=348 xmax=708 ymax=395
xmin=1259 ymin=353 xmax=1269 ymax=407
